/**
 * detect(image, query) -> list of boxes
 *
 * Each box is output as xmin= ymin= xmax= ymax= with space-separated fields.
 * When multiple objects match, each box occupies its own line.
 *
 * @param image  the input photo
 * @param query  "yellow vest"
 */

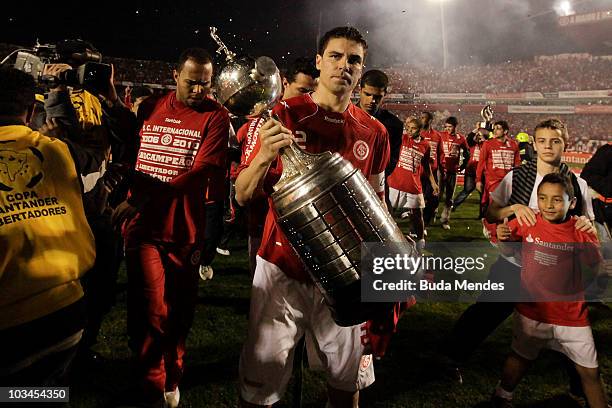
xmin=0 ymin=125 xmax=95 ymax=329
xmin=70 ymin=89 xmax=103 ymax=130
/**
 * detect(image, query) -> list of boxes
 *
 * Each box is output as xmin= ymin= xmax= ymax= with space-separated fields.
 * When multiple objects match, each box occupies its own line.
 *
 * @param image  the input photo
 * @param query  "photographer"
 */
xmin=31 ymin=40 xmax=138 ymax=368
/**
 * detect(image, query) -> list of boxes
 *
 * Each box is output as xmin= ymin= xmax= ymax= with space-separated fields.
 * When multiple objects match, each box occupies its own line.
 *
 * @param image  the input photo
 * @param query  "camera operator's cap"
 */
xmin=516 ymin=132 xmax=530 ymax=143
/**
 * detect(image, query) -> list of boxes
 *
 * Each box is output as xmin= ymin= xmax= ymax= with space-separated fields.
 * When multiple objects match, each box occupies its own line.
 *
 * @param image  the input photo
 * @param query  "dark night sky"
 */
xmin=2 ymin=0 xmax=611 ymax=67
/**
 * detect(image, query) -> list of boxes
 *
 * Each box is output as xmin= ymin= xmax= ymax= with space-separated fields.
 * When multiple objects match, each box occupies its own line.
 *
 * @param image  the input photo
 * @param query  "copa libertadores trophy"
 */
xmin=210 ymin=27 xmax=416 ymax=326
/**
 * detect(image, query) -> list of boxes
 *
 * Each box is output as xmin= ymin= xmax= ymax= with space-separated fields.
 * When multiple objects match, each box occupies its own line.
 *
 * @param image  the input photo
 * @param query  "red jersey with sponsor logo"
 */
xmin=421 ymin=128 xmax=444 ymax=172
xmin=387 ymin=134 xmax=430 ymax=194
xmin=235 ymin=117 xmax=269 ymax=237
xmin=440 ymin=131 xmax=468 ymax=173
xmin=476 ymin=137 xmax=520 ymax=193
xmin=125 ymin=91 xmax=229 ymax=245
xmin=507 ymin=215 xmax=601 ymax=327
xmin=237 ymin=94 xmax=390 ymax=281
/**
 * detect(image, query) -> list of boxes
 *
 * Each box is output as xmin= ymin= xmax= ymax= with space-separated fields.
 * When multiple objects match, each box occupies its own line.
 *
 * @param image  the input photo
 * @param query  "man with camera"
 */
xmin=27 ymin=40 xmax=139 ymax=370
xmin=0 ymin=67 xmax=96 ymax=386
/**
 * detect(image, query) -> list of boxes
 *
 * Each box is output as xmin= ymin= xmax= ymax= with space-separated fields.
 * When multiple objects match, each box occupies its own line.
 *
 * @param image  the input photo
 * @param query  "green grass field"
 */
xmin=69 ymin=196 xmax=611 ymax=408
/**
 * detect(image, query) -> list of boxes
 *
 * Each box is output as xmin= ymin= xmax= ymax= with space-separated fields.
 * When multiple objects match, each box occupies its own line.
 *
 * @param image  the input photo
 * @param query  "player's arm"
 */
xmin=486 ymin=171 xmax=536 ymax=225
xmin=475 ymin=143 xmax=487 ymax=192
xmin=423 ymin=149 xmax=439 ymax=196
xmin=496 ymin=217 xmax=520 ymax=256
xmin=459 ymin=139 xmax=470 ymax=172
xmin=235 ymin=119 xmax=293 ymax=206
xmin=368 ymin=128 xmax=391 ymax=210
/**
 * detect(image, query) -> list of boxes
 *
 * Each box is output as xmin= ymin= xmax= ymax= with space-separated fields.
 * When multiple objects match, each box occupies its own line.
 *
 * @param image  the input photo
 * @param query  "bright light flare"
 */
xmin=555 ymin=0 xmax=574 ymax=16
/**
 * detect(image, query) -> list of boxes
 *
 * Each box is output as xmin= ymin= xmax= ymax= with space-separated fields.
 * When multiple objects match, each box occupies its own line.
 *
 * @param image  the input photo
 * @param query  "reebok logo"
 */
xmin=165 ymin=118 xmax=182 ymax=124
xmin=324 ymin=116 xmax=344 ymax=124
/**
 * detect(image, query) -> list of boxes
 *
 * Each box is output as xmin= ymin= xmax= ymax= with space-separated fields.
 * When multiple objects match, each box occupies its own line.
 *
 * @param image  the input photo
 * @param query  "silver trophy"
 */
xmin=211 ymin=28 xmax=415 ymax=326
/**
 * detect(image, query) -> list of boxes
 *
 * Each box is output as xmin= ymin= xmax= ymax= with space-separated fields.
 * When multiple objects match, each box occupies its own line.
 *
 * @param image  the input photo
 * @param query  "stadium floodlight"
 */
xmin=556 ymin=0 xmax=574 ymax=16
xmin=428 ymin=0 xmax=453 ymax=69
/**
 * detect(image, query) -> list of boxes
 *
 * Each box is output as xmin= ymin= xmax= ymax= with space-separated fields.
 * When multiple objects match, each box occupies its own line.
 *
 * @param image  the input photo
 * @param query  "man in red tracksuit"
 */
xmin=439 ymin=116 xmax=469 ymax=230
xmin=476 ymin=120 xmax=521 ymax=214
xmin=112 ymin=48 xmax=229 ymax=407
xmin=420 ymin=111 xmax=445 ymax=226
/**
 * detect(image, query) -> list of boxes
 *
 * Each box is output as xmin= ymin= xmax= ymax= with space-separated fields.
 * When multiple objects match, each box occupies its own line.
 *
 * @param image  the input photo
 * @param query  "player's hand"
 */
xmin=432 ymin=184 xmax=440 ymax=197
xmin=103 ymin=162 xmax=128 ymax=193
xmin=496 ymin=217 xmax=511 ymax=241
xmin=511 ymin=204 xmax=536 ymax=226
xmin=99 ymin=63 xmax=119 ymax=104
xmin=476 ymin=181 xmax=482 ymax=193
xmin=573 ymin=215 xmax=596 ymax=234
xmin=39 ymin=117 xmax=66 ymax=139
xmin=256 ymin=118 xmax=294 ymax=165
xmin=111 ymin=199 xmax=137 ymax=232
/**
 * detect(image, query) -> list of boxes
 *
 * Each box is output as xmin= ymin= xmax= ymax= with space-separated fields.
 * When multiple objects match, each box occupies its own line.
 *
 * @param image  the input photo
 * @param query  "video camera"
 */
xmin=8 ymin=39 xmax=112 ymax=94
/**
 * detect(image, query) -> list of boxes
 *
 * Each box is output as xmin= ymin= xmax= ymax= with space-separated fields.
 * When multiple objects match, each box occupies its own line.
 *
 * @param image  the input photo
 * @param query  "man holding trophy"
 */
xmin=235 ymin=26 xmax=390 ymax=407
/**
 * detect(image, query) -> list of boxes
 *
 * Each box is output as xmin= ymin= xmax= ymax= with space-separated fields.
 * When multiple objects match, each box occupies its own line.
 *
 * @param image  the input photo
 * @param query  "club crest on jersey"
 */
xmin=161 ymin=134 xmax=173 ymax=146
xmin=190 ymin=250 xmax=201 ymax=265
xmin=353 ymin=140 xmax=370 ymax=161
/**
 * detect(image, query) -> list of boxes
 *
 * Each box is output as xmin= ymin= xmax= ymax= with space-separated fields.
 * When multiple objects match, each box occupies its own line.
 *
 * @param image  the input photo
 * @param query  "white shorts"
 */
xmin=239 ymin=256 xmax=375 ymax=406
xmin=512 ymin=312 xmax=598 ymax=368
xmin=388 ymin=187 xmax=425 ymax=210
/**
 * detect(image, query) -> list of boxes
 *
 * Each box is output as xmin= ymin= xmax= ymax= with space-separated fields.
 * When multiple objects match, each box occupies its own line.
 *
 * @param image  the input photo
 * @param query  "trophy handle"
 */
xmin=265 ymin=112 xmax=323 ymax=190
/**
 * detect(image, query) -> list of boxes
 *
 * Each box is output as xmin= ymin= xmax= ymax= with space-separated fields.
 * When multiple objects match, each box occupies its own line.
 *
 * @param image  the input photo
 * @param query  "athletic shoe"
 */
xmin=423 ymin=229 xmax=428 ymax=237
xmin=490 ymin=395 xmax=513 ymax=408
xmin=216 ymin=247 xmax=230 ymax=256
xmin=400 ymin=211 xmax=410 ymax=219
xmin=199 ymin=265 xmax=213 ymax=281
xmin=164 ymin=387 xmax=180 ymax=408
xmin=441 ymin=222 xmax=450 ymax=230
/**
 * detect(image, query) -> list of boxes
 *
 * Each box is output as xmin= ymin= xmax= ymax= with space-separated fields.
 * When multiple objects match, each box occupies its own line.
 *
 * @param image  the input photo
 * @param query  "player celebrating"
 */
xmin=387 ymin=118 xmax=438 ymax=250
xmin=235 ymin=27 xmax=389 ymax=407
xmin=419 ymin=111 xmax=444 ymax=227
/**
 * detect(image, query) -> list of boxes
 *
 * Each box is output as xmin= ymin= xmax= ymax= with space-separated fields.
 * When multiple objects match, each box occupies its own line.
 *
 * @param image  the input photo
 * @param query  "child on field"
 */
xmin=493 ymin=173 xmax=609 ymax=408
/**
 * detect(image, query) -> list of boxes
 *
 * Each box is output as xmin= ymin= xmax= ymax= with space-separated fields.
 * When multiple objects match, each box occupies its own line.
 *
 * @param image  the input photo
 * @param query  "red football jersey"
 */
xmin=387 ymin=134 xmax=430 ymax=194
xmin=421 ymin=128 xmax=444 ymax=172
xmin=235 ymin=117 xmax=270 ymax=237
xmin=125 ymin=91 xmax=229 ymax=245
xmin=237 ymin=94 xmax=390 ymax=281
xmin=476 ymin=137 xmax=521 ymax=193
xmin=507 ymin=214 xmax=601 ymax=327
xmin=440 ymin=131 xmax=468 ymax=173
xmin=467 ymin=143 xmax=482 ymax=174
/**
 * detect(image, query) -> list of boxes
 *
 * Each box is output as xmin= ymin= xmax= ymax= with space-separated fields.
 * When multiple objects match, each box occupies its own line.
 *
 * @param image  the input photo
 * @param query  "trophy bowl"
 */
xmin=215 ymin=56 xmax=282 ymax=117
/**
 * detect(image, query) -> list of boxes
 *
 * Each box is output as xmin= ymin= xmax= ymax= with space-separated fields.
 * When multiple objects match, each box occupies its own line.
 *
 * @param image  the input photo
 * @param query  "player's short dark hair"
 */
xmin=360 ymin=69 xmax=389 ymax=90
xmin=318 ymin=26 xmax=368 ymax=56
xmin=538 ymin=173 xmax=574 ymax=200
xmin=177 ymin=48 xmax=213 ymax=72
xmin=445 ymin=116 xmax=458 ymax=127
xmin=283 ymin=57 xmax=319 ymax=83
xmin=0 ymin=67 xmax=36 ymax=117
xmin=534 ymin=118 xmax=569 ymax=144
xmin=421 ymin=111 xmax=433 ymax=121
xmin=494 ymin=120 xmax=509 ymax=132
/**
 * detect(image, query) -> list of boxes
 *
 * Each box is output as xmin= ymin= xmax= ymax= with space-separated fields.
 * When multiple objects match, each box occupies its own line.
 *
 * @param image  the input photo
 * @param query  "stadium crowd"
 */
xmin=386 ymin=56 xmax=612 ymax=93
